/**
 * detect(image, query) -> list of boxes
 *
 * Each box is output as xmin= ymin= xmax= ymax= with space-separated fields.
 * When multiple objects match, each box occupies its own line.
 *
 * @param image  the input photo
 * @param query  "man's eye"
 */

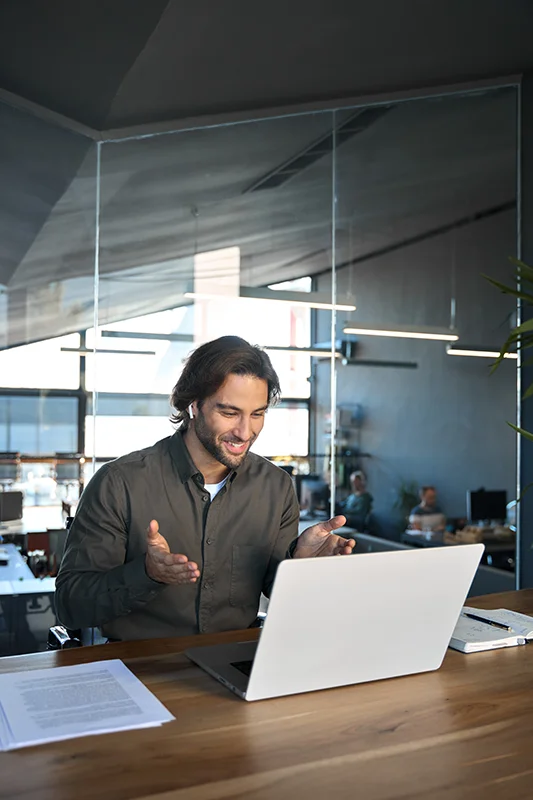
xmin=252 ymin=412 xmax=265 ymax=418
xmin=222 ymin=411 xmax=237 ymax=418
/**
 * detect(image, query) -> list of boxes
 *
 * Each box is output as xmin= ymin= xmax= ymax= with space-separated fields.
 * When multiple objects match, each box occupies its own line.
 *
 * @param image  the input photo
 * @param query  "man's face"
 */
xmin=423 ymin=489 xmax=437 ymax=508
xmin=192 ymin=373 xmax=268 ymax=470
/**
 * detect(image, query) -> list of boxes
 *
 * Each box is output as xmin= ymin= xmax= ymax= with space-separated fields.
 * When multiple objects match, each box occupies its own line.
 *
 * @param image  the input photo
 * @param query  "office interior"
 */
xmin=2 ymin=5 xmax=533 ymax=799
xmin=0 ymin=2 xmax=531 ymax=659
xmin=0 ymin=79 xmax=521 ymax=655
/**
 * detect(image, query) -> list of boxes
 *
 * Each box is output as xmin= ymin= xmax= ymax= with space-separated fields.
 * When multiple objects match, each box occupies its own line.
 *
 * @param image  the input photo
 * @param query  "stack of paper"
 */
xmin=0 ymin=659 xmax=174 ymax=750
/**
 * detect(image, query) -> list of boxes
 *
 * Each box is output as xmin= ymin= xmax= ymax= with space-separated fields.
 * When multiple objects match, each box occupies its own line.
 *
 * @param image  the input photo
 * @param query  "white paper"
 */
xmin=0 ymin=659 xmax=174 ymax=750
xmin=463 ymin=606 xmax=533 ymax=638
xmin=450 ymin=615 xmax=524 ymax=650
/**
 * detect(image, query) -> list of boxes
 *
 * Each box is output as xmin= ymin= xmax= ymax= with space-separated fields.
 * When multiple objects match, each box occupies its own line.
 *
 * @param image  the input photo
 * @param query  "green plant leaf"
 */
xmin=507 ymin=422 xmax=533 ymax=443
xmin=523 ymin=382 xmax=533 ymax=400
xmin=483 ymin=275 xmax=533 ymax=304
xmin=518 ymin=482 xmax=533 ymax=501
xmin=509 ymin=258 xmax=533 ymax=286
xmin=506 ymin=318 xmax=533 ymax=338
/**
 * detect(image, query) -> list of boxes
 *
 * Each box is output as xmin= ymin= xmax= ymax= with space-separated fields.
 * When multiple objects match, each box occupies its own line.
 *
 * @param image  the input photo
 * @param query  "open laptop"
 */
xmin=186 ymin=543 xmax=484 ymax=701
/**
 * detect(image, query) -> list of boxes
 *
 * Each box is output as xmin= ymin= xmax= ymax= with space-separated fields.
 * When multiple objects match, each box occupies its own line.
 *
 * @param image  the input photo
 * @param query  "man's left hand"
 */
xmin=294 ymin=515 xmax=356 ymax=558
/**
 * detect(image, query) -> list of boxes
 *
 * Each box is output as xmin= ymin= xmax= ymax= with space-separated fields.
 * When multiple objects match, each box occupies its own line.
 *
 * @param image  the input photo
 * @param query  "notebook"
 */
xmin=449 ymin=606 xmax=533 ymax=653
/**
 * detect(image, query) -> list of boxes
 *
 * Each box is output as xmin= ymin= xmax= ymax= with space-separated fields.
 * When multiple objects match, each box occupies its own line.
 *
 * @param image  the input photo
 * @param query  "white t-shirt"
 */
xmin=204 ymin=476 xmax=228 ymax=500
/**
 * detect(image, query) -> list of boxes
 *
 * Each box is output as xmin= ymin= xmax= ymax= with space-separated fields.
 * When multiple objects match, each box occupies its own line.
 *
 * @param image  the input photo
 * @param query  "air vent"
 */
xmin=244 ymin=106 xmax=391 ymax=194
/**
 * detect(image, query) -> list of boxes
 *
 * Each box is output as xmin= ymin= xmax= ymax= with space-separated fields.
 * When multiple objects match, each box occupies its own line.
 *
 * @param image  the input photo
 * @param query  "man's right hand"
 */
xmin=145 ymin=519 xmax=200 ymax=585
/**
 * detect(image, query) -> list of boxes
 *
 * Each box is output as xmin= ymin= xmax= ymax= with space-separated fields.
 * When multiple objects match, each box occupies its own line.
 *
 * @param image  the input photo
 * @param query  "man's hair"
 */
xmin=420 ymin=485 xmax=436 ymax=497
xmin=170 ymin=335 xmax=281 ymax=427
xmin=350 ymin=470 xmax=366 ymax=484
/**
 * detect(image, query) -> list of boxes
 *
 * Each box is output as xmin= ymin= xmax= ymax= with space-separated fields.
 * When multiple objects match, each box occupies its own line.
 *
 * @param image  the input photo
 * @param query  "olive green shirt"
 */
xmin=55 ymin=431 xmax=299 ymax=640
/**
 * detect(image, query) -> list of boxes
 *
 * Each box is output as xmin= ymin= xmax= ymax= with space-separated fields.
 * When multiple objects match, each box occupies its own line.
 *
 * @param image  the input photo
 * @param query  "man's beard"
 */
xmin=193 ymin=408 xmax=254 ymax=470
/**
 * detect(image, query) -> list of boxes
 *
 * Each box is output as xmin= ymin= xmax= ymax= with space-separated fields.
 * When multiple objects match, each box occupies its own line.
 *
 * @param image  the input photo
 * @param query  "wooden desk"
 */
xmin=1 ymin=504 xmax=65 ymax=535
xmin=1 ymin=590 xmax=533 ymax=800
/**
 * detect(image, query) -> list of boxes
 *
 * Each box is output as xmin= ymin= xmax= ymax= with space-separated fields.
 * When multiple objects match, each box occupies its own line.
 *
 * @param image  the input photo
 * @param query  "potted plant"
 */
xmin=485 ymin=257 xmax=533 ymax=441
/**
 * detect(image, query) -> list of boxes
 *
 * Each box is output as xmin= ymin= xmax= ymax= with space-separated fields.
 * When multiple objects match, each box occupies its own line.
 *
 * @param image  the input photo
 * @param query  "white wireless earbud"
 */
xmin=188 ymin=405 xmax=194 ymax=419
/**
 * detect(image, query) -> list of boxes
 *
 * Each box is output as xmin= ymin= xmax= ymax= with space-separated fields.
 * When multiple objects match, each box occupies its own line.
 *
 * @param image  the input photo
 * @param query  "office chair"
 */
xmin=47 ymin=625 xmax=82 ymax=650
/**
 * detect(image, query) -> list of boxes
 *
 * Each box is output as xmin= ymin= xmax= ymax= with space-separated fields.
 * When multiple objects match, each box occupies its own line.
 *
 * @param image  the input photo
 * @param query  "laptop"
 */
xmin=185 ymin=543 xmax=484 ymax=701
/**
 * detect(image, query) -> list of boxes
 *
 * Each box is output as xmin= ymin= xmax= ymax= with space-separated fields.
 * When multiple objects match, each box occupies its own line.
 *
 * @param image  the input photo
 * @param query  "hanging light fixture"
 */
xmin=342 ymin=322 xmax=458 ymax=342
xmin=446 ymin=345 xmax=517 ymax=360
xmin=185 ymin=286 xmax=356 ymax=312
xmin=264 ymin=345 xmax=342 ymax=358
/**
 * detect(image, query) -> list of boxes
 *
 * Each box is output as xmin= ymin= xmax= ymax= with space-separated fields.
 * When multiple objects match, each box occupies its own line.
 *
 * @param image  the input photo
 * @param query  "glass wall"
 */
xmin=90 ymin=113 xmax=338 ymax=474
xmin=325 ymin=87 xmax=518 ymax=555
xmin=0 ymin=82 xmax=520 ymax=652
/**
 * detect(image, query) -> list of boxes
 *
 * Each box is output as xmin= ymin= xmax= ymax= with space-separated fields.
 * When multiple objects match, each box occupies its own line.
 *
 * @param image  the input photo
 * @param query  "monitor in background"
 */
xmin=466 ymin=489 xmax=507 ymax=523
xmin=0 ymin=491 xmax=23 ymax=522
xmin=299 ymin=476 xmax=329 ymax=514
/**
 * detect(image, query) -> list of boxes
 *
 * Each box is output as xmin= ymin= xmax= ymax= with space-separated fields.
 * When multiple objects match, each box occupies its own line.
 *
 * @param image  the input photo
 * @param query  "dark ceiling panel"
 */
xmin=0 ymin=0 xmax=168 ymax=127
xmin=0 ymin=103 xmax=92 ymax=287
xmin=105 ymin=0 xmax=533 ymax=129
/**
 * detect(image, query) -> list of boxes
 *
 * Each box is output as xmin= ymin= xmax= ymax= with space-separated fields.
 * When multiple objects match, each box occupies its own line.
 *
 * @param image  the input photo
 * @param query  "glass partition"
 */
xmin=0 ymin=82 xmax=520 ymax=653
xmin=326 ymin=87 xmax=518 ymax=559
xmin=90 ymin=112 xmax=337 ymax=477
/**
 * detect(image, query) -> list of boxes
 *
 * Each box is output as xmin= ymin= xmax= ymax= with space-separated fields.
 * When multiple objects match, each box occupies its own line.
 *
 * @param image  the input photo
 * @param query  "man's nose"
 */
xmin=233 ymin=418 xmax=252 ymax=441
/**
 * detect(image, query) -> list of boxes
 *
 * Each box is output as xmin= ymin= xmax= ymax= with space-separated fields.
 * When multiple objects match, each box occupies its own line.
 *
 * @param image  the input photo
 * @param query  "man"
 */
xmin=409 ymin=486 xmax=446 ymax=532
xmin=339 ymin=471 xmax=373 ymax=532
xmin=56 ymin=336 xmax=355 ymax=641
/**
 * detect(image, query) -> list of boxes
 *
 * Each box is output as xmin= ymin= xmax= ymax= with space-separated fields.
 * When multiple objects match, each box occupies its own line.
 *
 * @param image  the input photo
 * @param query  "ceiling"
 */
xmin=0 ymin=1 xmax=526 ymax=347
xmin=0 ymin=0 xmax=531 ymax=130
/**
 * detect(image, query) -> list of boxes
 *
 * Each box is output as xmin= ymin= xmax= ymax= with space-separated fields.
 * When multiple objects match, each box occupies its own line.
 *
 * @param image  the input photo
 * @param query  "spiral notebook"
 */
xmin=449 ymin=606 xmax=533 ymax=653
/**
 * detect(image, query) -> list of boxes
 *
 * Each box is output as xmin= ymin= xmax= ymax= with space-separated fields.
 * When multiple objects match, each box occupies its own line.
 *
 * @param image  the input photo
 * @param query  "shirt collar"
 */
xmin=169 ymin=429 xmax=245 ymax=485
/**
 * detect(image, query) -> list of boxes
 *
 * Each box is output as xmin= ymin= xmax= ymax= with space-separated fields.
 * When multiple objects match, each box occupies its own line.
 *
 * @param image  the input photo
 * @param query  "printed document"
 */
xmin=0 ymin=659 xmax=174 ymax=750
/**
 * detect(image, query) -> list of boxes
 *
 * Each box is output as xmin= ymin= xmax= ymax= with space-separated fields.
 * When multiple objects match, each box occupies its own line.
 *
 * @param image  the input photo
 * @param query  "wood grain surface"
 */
xmin=0 ymin=590 xmax=532 ymax=800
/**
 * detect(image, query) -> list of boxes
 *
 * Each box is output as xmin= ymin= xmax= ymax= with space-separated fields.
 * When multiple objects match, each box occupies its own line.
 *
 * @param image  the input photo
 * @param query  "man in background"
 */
xmin=409 ymin=486 xmax=446 ymax=532
xmin=339 ymin=471 xmax=373 ymax=531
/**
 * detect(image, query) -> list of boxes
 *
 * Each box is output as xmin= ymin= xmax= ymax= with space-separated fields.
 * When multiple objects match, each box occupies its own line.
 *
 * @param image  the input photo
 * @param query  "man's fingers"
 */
xmin=319 ymin=515 xmax=347 ymax=534
xmin=152 ymin=550 xmax=196 ymax=568
xmin=336 ymin=538 xmax=356 ymax=555
xmin=152 ymin=558 xmax=200 ymax=581
xmin=147 ymin=519 xmax=161 ymax=540
xmin=301 ymin=515 xmax=347 ymax=539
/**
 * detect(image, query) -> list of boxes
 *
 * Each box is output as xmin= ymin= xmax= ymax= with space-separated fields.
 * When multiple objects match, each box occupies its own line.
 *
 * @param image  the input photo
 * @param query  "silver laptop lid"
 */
xmin=245 ymin=544 xmax=484 ymax=701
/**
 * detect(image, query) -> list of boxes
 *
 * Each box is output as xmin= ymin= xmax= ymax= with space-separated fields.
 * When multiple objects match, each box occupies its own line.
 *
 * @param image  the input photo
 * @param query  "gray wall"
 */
xmin=315 ymin=210 xmax=517 ymax=537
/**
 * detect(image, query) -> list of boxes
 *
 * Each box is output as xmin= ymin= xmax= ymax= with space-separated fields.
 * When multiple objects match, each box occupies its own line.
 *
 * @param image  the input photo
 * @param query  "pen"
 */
xmin=463 ymin=612 xmax=512 ymax=631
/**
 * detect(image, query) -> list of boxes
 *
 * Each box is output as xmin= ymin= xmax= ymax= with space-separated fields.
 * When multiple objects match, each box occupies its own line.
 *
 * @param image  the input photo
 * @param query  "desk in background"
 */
xmin=401 ymin=528 xmax=515 ymax=571
xmin=0 ymin=589 xmax=533 ymax=799
xmin=0 ymin=545 xmax=57 ymax=655
xmin=0 ymin=504 xmax=65 ymax=535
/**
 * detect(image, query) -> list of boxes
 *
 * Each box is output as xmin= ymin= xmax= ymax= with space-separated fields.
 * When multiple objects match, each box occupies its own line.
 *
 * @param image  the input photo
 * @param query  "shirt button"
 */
xmin=203 ymin=581 xmax=209 ymax=589
xmin=206 ymin=538 xmax=214 ymax=545
xmin=201 ymin=495 xmax=209 ymax=502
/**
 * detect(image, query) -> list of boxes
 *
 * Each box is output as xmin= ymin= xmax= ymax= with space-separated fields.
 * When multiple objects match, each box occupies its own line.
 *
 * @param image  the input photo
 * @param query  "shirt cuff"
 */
xmin=122 ymin=555 xmax=166 ymax=600
xmin=286 ymin=538 xmax=299 ymax=559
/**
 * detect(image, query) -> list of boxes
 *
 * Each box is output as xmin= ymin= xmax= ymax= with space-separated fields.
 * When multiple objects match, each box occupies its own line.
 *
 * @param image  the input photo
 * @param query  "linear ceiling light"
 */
xmin=61 ymin=348 xmax=156 ymax=356
xmin=101 ymin=331 xmax=193 ymax=343
xmin=185 ymin=286 xmax=356 ymax=312
xmin=264 ymin=346 xmax=342 ymax=358
xmin=446 ymin=345 xmax=517 ymax=359
xmin=342 ymin=323 xmax=458 ymax=342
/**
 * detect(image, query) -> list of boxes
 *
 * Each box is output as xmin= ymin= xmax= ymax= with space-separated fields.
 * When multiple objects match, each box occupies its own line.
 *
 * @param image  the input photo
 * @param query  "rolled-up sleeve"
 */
xmin=55 ymin=465 xmax=164 ymax=630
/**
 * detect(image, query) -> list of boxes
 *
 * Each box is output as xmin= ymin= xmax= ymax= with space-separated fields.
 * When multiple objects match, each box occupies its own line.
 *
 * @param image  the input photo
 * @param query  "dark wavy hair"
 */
xmin=170 ymin=336 xmax=281 ymax=428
